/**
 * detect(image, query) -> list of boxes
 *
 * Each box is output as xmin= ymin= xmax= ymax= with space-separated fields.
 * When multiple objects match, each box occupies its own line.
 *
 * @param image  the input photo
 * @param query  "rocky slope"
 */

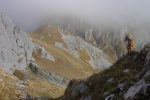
xmin=31 ymin=25 xmax=112 ymax=72
xmin=1 ymin=13 xmax=150 ymax=100
xmin=0 ymin=12 xmax=34 ymax=73
xmin=46 ymin=16 xmax=150 ymax=61
xmin=58 ymin=43 xmax=150 ymax=100
xmin=0 ymin=13 xmax=66 ymax=99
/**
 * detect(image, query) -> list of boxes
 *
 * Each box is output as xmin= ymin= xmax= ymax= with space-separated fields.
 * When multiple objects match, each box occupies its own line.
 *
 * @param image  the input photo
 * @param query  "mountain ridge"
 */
xmin=58 ymin=43 xmax=150 ymax=100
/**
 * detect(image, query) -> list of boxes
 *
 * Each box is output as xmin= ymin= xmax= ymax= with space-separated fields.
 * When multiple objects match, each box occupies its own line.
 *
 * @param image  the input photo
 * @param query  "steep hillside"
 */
xmin=0 ymin=13 xmax=64 ymax=99
xmin=45 ymin=17 xmax=150 ymax=62
xmin=30 ymin=34 xmax=95 ymax=79
xmin=59 ymin=43 xmax=150 ymax=100
xmin=0 ymin=69 xmax=21 ymax=100
xmin=30 ymin=25 xmax=112 ymax=80
xmin=31 ymin=25 xmax=112 ymax=70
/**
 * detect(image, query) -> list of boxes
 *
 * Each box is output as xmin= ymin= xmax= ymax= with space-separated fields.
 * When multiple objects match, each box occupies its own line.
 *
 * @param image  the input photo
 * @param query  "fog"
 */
xmin=0 ymin=0 xmax=150 ymax=42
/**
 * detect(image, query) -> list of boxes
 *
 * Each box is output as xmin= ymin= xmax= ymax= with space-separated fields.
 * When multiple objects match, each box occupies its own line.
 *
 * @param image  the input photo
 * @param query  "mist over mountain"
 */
xmin=0 ymin=0 xmax=150 ymax=48
xmin=0 ymin=0 xmax=150 ymax=32
xmin=0 ymin=1 xmax=150 ymax=99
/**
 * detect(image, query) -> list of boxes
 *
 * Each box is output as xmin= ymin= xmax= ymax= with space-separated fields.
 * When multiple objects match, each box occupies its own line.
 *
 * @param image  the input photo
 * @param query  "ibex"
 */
xmin=124 ymin=33 xmax=136 ymax=53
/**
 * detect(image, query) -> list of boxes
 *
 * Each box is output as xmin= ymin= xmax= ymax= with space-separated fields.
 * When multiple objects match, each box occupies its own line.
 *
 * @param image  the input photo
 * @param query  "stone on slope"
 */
xmin=34 ymin=44 xmax=55 ymax=62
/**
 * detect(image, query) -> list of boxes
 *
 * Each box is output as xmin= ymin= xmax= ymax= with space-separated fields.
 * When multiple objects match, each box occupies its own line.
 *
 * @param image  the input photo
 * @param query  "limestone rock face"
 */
xmin=61 ymin=33 xmax=112 ymax=70
xmin=85 ymin=29 xmax=97 ymax=46
xmin=0 ymin=13 xmax=34 ymax=73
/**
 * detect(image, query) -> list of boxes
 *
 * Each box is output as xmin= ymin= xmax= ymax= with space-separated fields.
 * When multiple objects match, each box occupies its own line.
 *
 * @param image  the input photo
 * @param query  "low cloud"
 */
xmin=0 ymin=0 xmax=150 ymax=43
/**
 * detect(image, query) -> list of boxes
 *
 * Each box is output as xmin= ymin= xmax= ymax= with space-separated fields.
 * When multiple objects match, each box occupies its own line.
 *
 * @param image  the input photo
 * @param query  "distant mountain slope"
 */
xmin=30 ymin=26 xmax=95 ymax=80
xmin=30 ymin=25 xmax=112 ymax=80
xmin=44 ymin=16 xmax=150 ymax=62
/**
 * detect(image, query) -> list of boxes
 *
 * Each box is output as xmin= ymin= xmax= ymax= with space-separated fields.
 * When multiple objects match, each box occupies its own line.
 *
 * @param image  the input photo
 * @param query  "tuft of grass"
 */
xmin=79 ymin=49 xmax=90 ymax=63
xmin=0 ymin=70 xmax=19 ymax=100
xmin=27 ymin=74 xmax=65 ymax=98
xmin=13 ymin=69 xmax=25 ymax=80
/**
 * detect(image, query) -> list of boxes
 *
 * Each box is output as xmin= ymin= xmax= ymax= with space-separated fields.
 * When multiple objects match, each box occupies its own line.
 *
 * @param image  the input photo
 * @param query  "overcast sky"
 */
xmin=0 ymin=0 xmax=150 ymax=32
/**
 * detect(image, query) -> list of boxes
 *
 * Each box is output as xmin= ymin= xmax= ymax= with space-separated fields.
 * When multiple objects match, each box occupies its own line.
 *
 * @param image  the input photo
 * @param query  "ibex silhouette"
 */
xmin=124 ymin=33 xmax=136 ymax=53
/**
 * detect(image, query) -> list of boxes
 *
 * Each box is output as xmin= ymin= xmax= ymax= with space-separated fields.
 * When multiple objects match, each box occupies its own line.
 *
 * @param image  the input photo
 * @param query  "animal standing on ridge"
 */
xmin=124 ymin=33 xmax=136 ymax=54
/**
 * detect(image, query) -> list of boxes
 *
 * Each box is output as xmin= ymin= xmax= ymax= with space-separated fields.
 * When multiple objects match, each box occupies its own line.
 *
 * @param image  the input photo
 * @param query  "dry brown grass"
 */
xmin=29 ymin=27 xmax=95 ymax=80
xmin=0 ymin=70 xmax=18 ymax=100
xmin=32 ymin=38 xmax=94 ymax=79
xmin=30 ymin=26 xmax=64 ymax=45
xmin=27 ymin=73 xmax=64 ymax=98
xmin=79 ymin=49 xmax=90 ymax=63
xmin=13 ymin=69 xmax=25 ymax=80
xmin=0 ymin=69 xmax=64 ymax=99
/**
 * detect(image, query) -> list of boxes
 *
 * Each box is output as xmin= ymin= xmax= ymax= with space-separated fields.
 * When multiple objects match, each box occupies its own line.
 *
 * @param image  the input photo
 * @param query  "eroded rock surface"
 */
xmin=0 ymin=13 xmax=34 ymax=73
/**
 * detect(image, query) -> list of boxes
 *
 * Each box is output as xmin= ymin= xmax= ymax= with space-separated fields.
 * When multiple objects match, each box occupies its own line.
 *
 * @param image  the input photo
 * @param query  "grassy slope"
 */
xmin=29 ymin=26 xmax=95 ymax=79
xmin=86 ymin=52 xmax=143 ymax=99
xmin=13 ymin=69 xmax=65 ymax=98
xmin=0 ymin=70 xmax=18 ymax=100
xmin=63 ymin=52 xmax=145 ymax=100
xmin=26 ymin=71 xmax=64 ymax=98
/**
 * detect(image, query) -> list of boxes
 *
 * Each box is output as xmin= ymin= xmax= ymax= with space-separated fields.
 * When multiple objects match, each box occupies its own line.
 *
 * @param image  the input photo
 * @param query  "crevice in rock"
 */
xmin=0 ymin=13 xmax=6 ymax=28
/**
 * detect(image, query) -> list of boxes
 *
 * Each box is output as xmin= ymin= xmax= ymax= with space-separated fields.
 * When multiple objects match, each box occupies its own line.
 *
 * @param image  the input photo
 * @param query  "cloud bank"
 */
xmin=0 ymin=0 xmax=150 ymax=37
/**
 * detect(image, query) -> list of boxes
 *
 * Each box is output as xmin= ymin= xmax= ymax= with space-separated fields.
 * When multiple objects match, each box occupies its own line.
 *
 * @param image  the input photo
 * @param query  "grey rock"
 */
xmin=145 ymin=50 xmax=150 ymax=67
xmin=0 ymin=12 xmax=34 ymax=73
xmin=105 ymin=94 xmax=115 ymax=100
xmin=61 ymin=30 xmax=112 ymax=71
xmin=71 ymin=81 xmax=87 ymax=97
xmin=124 ymin=79 xmax=147 ymax=100
xmin=34 ymin=44 xmax=55 ymax=62
xmin=29 ymin=62 xmax=38 ymax=73
xmin=123 ymin=69 xmax=130 ymax=73
xmin=82 ymin=96 xmax=91 ymax=100
xmin=107 ymin=78 xmax=114 ymax=83
xmin=28 ymin=63 xmax=69 ymax=88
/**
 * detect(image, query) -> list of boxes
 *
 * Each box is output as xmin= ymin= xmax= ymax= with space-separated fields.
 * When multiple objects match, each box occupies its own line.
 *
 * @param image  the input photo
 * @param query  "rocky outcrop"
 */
xmin=59 ymin=43 xmax=150 ymax=100
xmin=29 ymin=62 xmax=69 ymax=88
xmin=85 ymin=29 xmax=97 ymax=46
xmin=124 ymin=79 xmax=149 ymax=100
xmin=34 ymin=44 xmax=55 ymax=62
xmin=61 ymin=31 xmax=112 ymax=70
xmin=0 ymin=13 xmax=34 ymax=73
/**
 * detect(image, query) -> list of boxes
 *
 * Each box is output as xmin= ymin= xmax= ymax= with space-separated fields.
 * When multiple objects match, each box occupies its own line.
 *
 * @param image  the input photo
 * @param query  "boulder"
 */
xmin=124 ymin=80 xmax=148 ymax=100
